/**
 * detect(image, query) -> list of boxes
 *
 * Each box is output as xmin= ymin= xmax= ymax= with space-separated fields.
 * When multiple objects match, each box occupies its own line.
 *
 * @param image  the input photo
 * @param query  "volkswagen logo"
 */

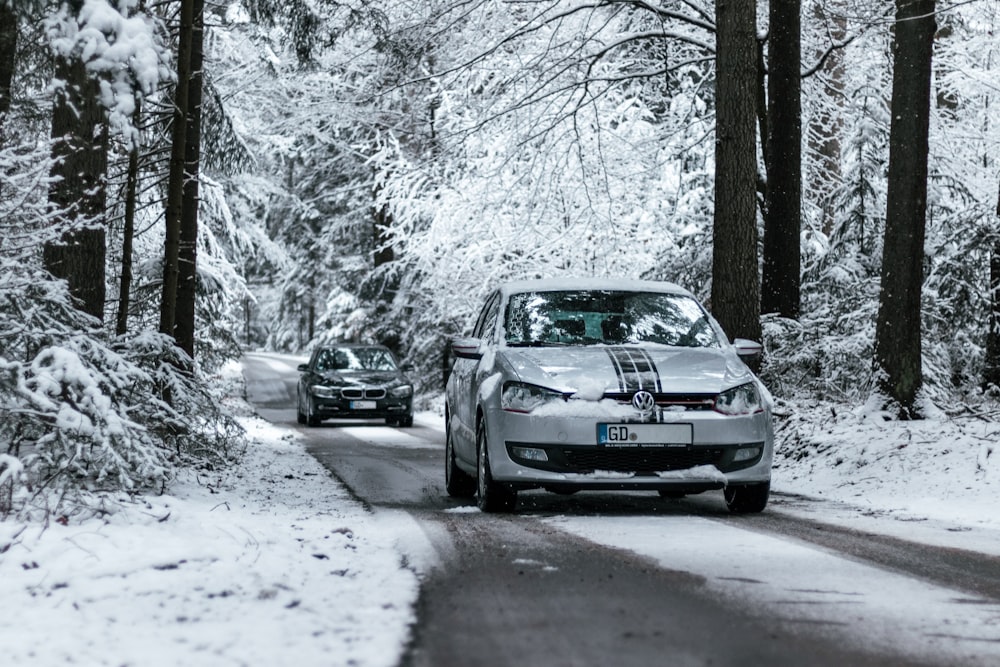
xmin=631 ymin=390 xmax=656 ymax=415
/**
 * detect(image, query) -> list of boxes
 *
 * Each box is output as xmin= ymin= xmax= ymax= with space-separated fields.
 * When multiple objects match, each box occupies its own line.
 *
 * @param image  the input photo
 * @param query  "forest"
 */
xmin=0 ymin=0 xmax=998 ymax=516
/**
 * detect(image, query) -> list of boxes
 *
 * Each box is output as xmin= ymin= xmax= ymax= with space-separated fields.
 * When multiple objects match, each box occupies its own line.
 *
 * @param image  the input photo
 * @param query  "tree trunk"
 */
xmin=985 ymin=178 xmax=1000 ymax=389
xmin=761 ymin=0 xmax=802 ymax=319
xmin=159 ymin=0 xmax=194 ymax=339
xmin=0 ymin=1 xmax=16 ymax=137
xmin=711 ymin=0 xmax=762 ymax=347
xmin=374 ymin=199 xmax=395 ymax=268
xmin=873 ymin=0 xmax=936 ymax=416
xmin=45 ymin=8 xmax=108 ymax=323
xmin=116 ymin=103 xmax=141 ymax=336
xmin=175 ymin=0 xmax=205 ymax=359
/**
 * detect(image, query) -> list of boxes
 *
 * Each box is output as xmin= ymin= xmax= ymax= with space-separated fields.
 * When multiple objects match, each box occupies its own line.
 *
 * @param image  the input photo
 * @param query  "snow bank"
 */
xmin=0 ymin=416 xmax=418 ymax=667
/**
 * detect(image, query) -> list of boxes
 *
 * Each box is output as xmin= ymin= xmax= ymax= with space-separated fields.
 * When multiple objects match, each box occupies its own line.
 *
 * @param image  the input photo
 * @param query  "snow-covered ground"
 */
xmin=771 ymin=400 xmax=1000 ymax=553
xmin=0 ymin=414 xmax=422 ymax=667
xmin=2 ymin=374 xmax=1000 ymax=665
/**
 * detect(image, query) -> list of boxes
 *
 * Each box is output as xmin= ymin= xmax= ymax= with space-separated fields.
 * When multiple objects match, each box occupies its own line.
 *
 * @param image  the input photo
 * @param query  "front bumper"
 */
xmin=485 ymin=405 xmax=773 ymax=490
xmin=312 ymin=395 xmax=412 ymax=420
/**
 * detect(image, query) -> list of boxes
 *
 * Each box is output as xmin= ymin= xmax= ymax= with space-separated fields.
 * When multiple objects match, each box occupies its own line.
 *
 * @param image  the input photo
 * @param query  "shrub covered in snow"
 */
xmin=0 ymin=266 xmax=244 ymax=520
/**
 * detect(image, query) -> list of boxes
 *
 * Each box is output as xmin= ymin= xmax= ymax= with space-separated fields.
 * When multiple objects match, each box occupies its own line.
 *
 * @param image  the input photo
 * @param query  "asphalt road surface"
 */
xmin=242 ymin=352 xmax=1000 ymax=667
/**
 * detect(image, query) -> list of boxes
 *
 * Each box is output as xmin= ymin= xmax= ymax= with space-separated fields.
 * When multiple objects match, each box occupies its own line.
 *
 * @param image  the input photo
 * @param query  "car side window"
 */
xmin=472 ymin=292 xmax=501 ymax=340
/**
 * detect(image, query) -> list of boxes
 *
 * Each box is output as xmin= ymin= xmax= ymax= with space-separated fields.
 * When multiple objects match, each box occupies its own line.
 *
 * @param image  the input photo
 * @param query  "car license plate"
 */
xmin=597 ymin=423 xmax=692 ymax=447
xmin=350 ymin=400 xmax=377 ymax=410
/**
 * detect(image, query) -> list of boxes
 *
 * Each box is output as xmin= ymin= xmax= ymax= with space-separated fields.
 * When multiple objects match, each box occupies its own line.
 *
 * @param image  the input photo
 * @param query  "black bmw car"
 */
xmin=296 ymin=344 xmax=414 ymax=427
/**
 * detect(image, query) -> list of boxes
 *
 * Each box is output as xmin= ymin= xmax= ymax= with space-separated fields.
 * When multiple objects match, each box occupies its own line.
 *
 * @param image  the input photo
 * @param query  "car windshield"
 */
xmin=503 ymin=290 xmax=720 ymax=348
xmin=315 ymin=347 xmax=398 ymax=371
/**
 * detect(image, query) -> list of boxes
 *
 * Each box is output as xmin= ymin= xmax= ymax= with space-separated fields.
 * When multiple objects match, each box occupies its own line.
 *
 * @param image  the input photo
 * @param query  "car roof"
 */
xmin=498 ymin=277 xmax=694 ymax=298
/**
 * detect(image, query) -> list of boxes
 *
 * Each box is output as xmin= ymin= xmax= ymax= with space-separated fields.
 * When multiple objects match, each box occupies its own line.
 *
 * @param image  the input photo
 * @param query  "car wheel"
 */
xmin=296 ymin=391 xmax=306 ymax=425
xmin=476 ymin=419 xmax=516 ymax=512
xmin=400 ymin=415 xmax=414 ymax=427
xmin=445 ymin=423 xmax=476 ymax=498
xmin=305 ymin=399 xmax=321 ymax=427
xmin=724 ymin=482 xmax=770 ymax=514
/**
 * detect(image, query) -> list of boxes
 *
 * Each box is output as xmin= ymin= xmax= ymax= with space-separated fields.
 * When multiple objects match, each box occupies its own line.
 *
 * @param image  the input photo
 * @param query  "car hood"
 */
xmin=500 ymin=345 xmax=753 ymax=396
xmin=316 ymin=370 xmax=405 ymax=387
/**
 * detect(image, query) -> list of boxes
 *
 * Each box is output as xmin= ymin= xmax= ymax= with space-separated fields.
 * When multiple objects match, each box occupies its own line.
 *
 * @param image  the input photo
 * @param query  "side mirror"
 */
xmin=451 ymin=337 xmax=484 ymax=360
xmin=401 ymin=363 xmax=414 ymax=372
xmin=297 ymin=363 xmax=309 ymax=372
xmin=732 ymin=338 xmax=762 ymax=359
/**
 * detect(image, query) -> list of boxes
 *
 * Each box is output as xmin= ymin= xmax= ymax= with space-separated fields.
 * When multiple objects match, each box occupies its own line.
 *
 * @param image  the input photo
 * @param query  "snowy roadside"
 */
xmin=0 ymin=414 xmax=420 ymax=667
xmin=770 ymin=400 xmax=1000 ymax=556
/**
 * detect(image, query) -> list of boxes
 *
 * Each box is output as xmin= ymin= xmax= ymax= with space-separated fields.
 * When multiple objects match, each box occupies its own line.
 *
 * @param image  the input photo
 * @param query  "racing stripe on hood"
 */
xmin=605 ymin=347 xmax=662 ymax=392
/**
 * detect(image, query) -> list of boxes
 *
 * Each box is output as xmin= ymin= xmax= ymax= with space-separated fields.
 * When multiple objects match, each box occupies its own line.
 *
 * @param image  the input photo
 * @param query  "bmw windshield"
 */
xmin=504 ymin=290 xmax=720 ymax=348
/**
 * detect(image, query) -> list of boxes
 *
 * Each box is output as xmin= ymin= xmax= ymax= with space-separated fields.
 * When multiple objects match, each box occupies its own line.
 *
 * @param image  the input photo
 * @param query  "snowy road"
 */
xmin=242 ymin=353 xmax=1000 ymax=667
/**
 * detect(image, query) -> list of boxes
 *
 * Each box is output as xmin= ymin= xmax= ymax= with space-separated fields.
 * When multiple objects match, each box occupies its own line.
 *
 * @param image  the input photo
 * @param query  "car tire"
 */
xmin=724 ymin=482 xmax=769 ymax=514
xmin=305 ymin=399 xmax=321 ymax=427
xmin=296 ymin=392 xmax=306 ymax=425
xmin=476 ymin=419 xmax=516 ymax=512
xmin=400 ymin=415 xmax=414 ymax=427
xmin=445 ymin=423 xmax=476 ymax=498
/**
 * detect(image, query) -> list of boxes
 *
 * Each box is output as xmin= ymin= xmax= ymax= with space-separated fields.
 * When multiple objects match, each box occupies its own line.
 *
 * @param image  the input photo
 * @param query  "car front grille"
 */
xmin=340 ymin=387 xmax=387 ymax=400
xmin=561 ymin=447 xmax=724 ymax=473
xmin=602 ymin=392 xmax=716 ymax=411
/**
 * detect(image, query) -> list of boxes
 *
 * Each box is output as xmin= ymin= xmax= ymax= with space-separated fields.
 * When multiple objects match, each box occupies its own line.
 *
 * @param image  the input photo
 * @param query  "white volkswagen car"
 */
xmin=444 ymin=278 xmax=774 ymax=513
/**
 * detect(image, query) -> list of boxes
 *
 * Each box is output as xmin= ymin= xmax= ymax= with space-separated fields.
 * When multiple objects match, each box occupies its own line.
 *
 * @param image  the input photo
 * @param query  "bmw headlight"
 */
xmin=310 ymin=385 xmax=337 ymax=398
xmin=390 ymin=384 xmax=413 ymax=398
xmin=714 ymin=382 xmax=763 ymax=415
xmin=501 ymin=382 xmax=565 ymax=413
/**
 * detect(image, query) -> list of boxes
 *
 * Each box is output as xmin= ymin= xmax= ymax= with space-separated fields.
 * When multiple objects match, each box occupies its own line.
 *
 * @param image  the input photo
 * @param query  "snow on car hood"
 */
xmin=501 ymin=344 xmax=753 ymax=396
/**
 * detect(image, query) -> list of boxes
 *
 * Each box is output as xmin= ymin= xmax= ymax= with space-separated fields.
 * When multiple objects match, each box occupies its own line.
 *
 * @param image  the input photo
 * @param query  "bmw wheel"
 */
xmin=476 ymin=418 xmax=516 ymax=512
xmin=445 ymin=420 xmax=476 ymax=498
xmin=296 ymin=391 xmax=306 ymax=425
xmin=305 ymin=399 xmax=321 ymax=427
xmin=724 ymin=482 xmax=770 ymax=514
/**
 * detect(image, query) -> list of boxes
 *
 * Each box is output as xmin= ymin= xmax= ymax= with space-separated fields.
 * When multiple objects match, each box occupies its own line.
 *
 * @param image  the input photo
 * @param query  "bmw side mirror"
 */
xmin=297 ymin=363 xmax=309 ymax=372
xmin=732 ymin=338 xmax=762 ymax=359
xmin=452 ymin=337 xmax=484 ymax=360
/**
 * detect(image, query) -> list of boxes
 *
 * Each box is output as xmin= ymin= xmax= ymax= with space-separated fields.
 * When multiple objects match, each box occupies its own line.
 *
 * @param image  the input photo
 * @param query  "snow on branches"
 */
xmin=0 ymin=268 xmax=244 ymax=520
xmin=46 ymin=0 xmax=170 ymax=146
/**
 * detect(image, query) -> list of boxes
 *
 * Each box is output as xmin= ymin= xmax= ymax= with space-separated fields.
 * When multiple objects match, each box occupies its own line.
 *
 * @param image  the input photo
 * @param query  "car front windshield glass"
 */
xmin=504 ymin=290 xmax=719 ymax=348
xmin=316 ymin=347 xmax=397 ymax=371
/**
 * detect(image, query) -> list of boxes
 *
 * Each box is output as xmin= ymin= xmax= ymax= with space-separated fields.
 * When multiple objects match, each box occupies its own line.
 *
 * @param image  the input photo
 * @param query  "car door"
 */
xmin=450 ymin=291 xmax=501 ymax=462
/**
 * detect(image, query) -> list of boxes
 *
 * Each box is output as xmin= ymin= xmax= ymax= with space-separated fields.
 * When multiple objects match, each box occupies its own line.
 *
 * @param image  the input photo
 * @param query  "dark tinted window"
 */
xmin=504 ymin=290 xmax=718 ymax=348
xmin=315 ymin=347 xmax=397 ymax=371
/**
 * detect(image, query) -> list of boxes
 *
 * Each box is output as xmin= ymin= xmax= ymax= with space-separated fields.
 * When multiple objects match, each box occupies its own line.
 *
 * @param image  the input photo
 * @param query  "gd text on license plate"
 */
xmin=350 ymin=400 xmax=377 ymax=410
xmin=597 ymin=423 xmax=693 ymax=447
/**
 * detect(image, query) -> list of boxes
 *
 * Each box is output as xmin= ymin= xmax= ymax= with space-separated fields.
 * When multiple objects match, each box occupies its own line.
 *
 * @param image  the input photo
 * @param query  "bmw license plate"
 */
xmin=350 ymin=400 xmax=377 ymax=410
xmin=598 ymin=423 xmax=692 ymax=447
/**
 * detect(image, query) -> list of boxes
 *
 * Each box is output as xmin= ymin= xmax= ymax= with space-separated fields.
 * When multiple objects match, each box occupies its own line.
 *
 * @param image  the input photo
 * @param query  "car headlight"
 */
xmin=390 ymin=384 xmax=413 ymax=398
xmin=501 ymin=382 xmax=565 ymax=413
xmin=714 ymin=382 xmax=763 ymax=415
xmin=310 ymin=385 xmax=337 ymax=398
